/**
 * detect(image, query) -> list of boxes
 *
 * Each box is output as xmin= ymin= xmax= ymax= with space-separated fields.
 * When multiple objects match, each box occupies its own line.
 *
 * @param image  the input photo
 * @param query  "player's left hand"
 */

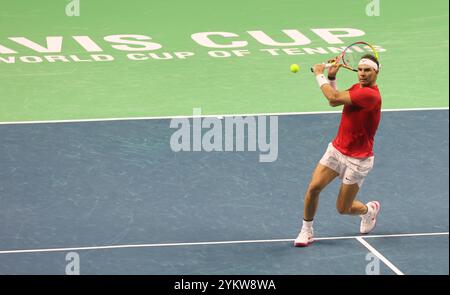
xmin=312 ymin=64 xmax=325 ymax=75
xmin=327 ymin=58 xmax=341 ymax=78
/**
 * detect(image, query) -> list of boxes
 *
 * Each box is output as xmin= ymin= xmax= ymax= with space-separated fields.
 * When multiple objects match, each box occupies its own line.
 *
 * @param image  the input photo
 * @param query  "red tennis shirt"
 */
xmin=332 ymin=83 xmax=382 ymax=158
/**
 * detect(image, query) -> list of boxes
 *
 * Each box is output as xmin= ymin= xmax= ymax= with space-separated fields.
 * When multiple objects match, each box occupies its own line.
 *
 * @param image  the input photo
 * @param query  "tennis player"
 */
xmin=295 ymin=54 xmax=382 ymax=247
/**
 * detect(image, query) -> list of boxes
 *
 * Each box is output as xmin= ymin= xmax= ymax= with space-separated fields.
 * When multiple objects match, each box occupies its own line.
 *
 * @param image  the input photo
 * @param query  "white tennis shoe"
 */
xmin=294 ymin=227 xmax=314 ymax=247
xmin=360 ymin=201 xmax=381 ymax=234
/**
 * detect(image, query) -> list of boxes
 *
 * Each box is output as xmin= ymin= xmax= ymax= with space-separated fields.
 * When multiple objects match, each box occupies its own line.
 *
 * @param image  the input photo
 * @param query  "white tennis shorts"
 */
xmin=319 ymin=142 xmax=374 ymax=188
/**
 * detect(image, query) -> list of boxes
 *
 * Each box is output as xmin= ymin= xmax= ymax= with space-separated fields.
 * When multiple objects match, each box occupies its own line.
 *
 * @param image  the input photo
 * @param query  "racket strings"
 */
xmin=343 ymin=50 xmax=366 ymax=70
xmin=343 ymin=43 xmax=379 ymax=71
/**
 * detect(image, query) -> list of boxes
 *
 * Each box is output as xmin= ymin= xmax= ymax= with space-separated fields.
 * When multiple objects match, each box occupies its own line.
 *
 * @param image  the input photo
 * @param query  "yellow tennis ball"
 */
xmin=290 ymin=64 xmax=300 ymax=73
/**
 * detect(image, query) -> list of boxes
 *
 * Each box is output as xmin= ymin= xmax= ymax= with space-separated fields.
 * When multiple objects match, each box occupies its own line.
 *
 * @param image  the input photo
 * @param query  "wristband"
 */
xmin=329 ymin=79 xmax=337 ymax=90
xmin=315 ymin=74 xmax=329 ymax=88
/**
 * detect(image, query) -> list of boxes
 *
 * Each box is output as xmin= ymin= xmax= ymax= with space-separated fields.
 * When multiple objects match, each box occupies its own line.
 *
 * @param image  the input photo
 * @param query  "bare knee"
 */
xmin=307 ymin=183 xmax=323 ymax=197
xmin=336 ymin=203 xmax=351 ymax=215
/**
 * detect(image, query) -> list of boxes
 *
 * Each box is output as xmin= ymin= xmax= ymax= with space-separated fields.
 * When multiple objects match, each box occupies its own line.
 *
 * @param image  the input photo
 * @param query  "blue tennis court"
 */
xmin=0 ymin=109 xmax=448 ymax=275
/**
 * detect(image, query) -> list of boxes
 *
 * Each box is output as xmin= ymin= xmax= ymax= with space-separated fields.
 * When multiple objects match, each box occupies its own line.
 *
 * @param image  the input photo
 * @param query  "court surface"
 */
xmin=0 ymin=0 xmax=448 ymax=275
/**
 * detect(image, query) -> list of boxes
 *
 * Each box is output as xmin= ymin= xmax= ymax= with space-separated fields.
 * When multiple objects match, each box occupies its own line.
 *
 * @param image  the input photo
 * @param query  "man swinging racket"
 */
xmin=295 ymin=54 xmax=382 ymax=247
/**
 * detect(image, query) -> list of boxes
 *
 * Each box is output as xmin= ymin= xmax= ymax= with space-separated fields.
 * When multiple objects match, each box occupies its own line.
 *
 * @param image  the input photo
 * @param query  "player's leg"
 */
xmin=336 ymin=183 xmax=367 ymax=215
xmin=338 ymin=156 xmax=380 ymax=234
xmin=304 ymin=163 xmax=339 ymax=220
xmin=294 ymin=163 xmax=338 ymax=247
xmin=295 ymin=142 xmax=343 ymax=247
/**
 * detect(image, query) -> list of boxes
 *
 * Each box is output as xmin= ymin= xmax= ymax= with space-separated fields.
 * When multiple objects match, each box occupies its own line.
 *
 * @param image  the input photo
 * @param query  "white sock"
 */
xmin=302 ymin=219 xmax=313 ymax=229
xmin=362 ymin=204 xmax=372 ymax=217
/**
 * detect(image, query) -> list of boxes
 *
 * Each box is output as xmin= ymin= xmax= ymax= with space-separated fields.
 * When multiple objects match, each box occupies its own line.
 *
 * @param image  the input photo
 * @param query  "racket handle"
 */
xmin=310 ymin=63 xmax=334 ymax=72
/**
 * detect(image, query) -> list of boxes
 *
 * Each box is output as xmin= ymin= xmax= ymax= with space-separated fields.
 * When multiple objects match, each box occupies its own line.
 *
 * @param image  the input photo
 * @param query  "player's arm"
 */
xmin=312 ymin=63 xmax=352 ymax=107
xmin=320 ymin=84 xmax=351 ymax=107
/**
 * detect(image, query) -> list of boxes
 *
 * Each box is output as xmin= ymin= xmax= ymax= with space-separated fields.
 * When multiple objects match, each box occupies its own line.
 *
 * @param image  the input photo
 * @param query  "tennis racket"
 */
xmin=310 ymin=41 xmax=379 ymax=72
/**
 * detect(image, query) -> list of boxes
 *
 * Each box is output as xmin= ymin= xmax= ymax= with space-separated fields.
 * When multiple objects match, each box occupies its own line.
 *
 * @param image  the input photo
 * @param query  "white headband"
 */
xmin=359 ymin=58 xmax=379 ymax=71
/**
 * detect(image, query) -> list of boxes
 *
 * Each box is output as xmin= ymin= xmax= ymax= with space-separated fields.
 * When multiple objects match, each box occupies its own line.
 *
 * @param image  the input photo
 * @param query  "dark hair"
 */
xmin=360 ymin=54 xmax=379 ymax=67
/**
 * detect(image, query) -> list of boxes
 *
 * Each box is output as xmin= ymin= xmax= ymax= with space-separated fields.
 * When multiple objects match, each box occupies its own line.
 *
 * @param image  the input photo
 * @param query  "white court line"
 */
xmin=0 ymin=231 xmax=447 ymax=255
xmin=321 ymin=232 xmax=450 ymax=240
xmin=0 ymin=107 xmax=447 ymax=125
xmin=356 ymin=237 xmax=404 ymax=275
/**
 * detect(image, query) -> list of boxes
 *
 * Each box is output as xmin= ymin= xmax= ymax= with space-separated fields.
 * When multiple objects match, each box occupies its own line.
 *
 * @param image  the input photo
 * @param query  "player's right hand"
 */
xmin=312 ymin=64 xmax=325 ymax=75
